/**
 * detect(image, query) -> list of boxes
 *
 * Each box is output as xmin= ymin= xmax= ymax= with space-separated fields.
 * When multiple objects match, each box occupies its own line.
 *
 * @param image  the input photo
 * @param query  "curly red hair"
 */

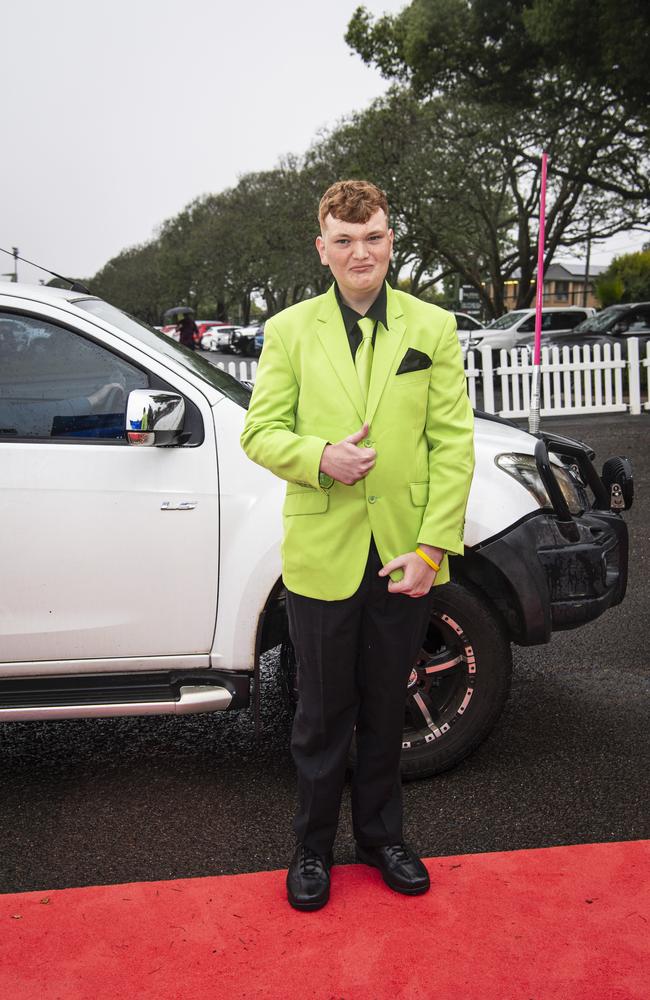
xmin=318 ymin=180 xmax=389 ymax=229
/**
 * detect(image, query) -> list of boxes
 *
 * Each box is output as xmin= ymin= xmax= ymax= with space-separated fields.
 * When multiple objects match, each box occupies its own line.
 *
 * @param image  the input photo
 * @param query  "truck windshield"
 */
xmin=485 ymin=311 xmax=527 ymax=330
xmin=571 ymin=306 xmax=627 ymax=334
xmin=74 ymin=298 xmax=251 ymax=408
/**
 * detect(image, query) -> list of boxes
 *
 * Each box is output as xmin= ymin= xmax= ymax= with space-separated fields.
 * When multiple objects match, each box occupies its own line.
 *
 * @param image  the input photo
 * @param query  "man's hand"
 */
xmin=320 ymin=423 xmax=376 ymax=485
xmin=378 ymin=551 xmax=436 ymax=597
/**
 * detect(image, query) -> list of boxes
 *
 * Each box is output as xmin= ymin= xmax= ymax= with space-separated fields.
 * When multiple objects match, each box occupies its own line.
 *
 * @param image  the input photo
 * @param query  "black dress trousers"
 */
xmin=286 ymin=538 xmax=434 ymax=857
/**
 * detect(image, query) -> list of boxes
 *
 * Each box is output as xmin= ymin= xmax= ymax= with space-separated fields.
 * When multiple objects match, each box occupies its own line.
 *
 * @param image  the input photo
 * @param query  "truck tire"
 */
xmin=279 ymin=580 xmax=512 ymax=780
xmin=394 ymin=579 xmax=512 ymax=779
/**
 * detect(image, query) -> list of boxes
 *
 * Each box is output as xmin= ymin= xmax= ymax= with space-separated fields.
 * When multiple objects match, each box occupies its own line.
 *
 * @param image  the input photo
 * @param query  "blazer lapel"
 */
xmin=315 ymin=286 xmax=365 ymax=421
xmin=365 ymin=286 xmax=406 ymax=427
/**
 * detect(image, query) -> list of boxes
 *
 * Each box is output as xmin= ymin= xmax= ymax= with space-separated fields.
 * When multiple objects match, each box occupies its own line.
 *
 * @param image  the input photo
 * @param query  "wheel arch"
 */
xmin=450 ymin=551 xmax=530 ymax=645
xmin=257 ymin=577 xmax=289 ymax=656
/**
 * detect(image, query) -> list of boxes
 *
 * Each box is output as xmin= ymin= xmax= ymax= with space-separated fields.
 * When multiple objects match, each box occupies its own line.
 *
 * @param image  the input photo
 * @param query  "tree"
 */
xmin=594 ymin=275 xmax=624 ymax=308
xmin=218 ymin=164 xmax=326 ymax=317
xmin=346 ymin=0 xmax=650 ymax=122
xmin=307 ymin=89 xmax=512 ymax=311
xmin=90 ymin=242 xmax=167 ymax=326
xmin=596 ymin=250 xmax=650 ymax=304
xmin=346 ymin=1 xmax=650 ymax=215
xmin=308 ymin=87 xmax=647 ymax=317
xmin=341 ymin=2 xmax=650 ymax=315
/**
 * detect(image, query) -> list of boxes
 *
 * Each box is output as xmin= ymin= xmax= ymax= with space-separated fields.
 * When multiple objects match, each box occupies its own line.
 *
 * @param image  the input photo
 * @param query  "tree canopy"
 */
xmin=346 ymin=0 xmax=650 ymax=120
xmin=595 ymin=250 xmax=650 ymax=305
xmin=88 ymin=1 xmax=649 ymax=323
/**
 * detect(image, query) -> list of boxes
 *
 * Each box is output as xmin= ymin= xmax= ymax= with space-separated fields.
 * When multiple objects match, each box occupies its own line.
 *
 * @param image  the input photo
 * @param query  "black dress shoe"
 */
xmin=355 ymin=843 xmax=430 ymax=895
xmin=286 ymin=845 xmax=332 ymax=911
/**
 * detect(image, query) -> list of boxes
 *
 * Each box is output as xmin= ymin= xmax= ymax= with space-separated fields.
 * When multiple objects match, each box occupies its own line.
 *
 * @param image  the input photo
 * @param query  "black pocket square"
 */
xmin=395 ymin=348 xmax=432 ymax=375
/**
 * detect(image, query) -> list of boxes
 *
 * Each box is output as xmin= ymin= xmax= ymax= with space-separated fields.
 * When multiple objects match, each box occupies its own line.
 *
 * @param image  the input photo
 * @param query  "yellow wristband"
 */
xmin=415 ymin=547 xmax=441 ymax=573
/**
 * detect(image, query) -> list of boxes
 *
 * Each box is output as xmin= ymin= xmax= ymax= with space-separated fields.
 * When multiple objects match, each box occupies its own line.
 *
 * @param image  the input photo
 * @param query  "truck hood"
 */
xmin=215 ymin=400 xmax=554 ymax=553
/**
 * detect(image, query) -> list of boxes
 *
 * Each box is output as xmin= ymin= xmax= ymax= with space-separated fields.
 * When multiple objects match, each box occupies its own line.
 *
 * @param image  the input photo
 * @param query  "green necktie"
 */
xmin=355 ymin=316 xmax=375 ymax=404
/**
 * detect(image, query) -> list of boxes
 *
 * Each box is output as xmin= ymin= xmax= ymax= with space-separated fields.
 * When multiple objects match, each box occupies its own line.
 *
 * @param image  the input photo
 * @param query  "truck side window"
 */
xmin=555 ymin=311 xmax=585 ymax=330
xmin=624 ymin=308 xmax=650 ymax=333
xmin=0 ymin=313 xmax=148 ymax=441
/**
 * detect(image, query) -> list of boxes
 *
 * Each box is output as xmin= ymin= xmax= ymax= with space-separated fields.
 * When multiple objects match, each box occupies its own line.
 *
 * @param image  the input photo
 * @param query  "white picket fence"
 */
xmin=217 ymin=338 xmax=650 ymax=418
xmin=216 ymin=360 xmax=258 ymax=383
xmin=471 ymin=339 xmax=646 ymax=417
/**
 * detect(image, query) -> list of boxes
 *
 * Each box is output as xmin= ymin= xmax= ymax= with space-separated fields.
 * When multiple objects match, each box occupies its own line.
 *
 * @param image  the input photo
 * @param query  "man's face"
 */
xmin=316 ymin=208 xmax=393 ymax=301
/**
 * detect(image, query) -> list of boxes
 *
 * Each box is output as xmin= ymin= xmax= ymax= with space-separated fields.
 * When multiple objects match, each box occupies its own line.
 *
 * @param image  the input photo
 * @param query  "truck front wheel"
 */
xmin=280 ymin=580 xmax=512 ymax=780
xmin=396 ymin=579 xmax=512 ymax=779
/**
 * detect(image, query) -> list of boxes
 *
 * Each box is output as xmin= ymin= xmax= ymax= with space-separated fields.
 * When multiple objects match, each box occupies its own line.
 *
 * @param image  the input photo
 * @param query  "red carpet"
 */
xmin=1 ymin=840 xmax=648 ymax=1000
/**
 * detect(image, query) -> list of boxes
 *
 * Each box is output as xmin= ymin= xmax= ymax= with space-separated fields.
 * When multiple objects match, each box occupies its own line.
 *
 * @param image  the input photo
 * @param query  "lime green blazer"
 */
xmin=241 ymin=284 xmax=475 ymax=600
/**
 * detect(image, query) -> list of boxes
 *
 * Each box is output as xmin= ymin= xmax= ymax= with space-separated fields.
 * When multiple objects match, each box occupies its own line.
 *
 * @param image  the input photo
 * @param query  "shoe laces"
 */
xmin=385 ymin=843 xmax=412 ymax=864
xmin=299 ymin=847 xmax=325 ymax=876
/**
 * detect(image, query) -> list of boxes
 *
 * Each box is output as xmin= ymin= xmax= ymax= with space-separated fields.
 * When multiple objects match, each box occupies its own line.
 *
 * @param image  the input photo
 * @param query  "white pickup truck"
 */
xmin=0 ymin=284 xmax=633 ymax=778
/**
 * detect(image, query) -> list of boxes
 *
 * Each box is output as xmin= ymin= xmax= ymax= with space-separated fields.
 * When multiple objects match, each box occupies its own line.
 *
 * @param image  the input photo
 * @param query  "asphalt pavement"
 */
xmin=1 ymin=414 xmax=648 ymax=894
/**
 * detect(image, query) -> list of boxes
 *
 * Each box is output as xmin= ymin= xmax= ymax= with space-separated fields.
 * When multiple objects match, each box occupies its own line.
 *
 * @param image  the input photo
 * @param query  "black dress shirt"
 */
xmin=334 ymin=282 xmax=388 ymax=359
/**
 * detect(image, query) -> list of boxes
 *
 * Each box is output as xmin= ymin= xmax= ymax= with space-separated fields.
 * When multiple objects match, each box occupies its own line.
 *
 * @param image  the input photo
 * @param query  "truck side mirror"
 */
xmin=126 ymin=389 xmax=185 ymax=446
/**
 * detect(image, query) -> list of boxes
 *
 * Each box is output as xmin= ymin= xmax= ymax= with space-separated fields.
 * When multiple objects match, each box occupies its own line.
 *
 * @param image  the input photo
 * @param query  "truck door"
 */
xmin=0 ymin=309 xmax=219 ymax=672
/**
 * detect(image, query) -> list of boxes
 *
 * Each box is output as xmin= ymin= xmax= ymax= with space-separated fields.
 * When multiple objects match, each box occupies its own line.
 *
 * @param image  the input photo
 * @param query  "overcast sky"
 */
xmin=2 ymin=0 xmax=647 ymax=287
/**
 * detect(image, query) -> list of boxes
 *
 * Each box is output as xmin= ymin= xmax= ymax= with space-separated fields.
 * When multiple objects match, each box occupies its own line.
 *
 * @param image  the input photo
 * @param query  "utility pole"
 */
xmin=582 ymin=220 xmax=592 ymax=307
xmin=12 ymin=247 xmax=19 ymax=282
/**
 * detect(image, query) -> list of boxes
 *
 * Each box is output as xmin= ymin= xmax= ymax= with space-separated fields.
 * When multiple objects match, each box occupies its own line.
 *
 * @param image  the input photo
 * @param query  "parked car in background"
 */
xmin=196 ymin=320 xmax=225 ymax=336
xmin=254 ymin=326 xmax=265 ymax=355
xmin=161 ymin=324 xmax=180 ymax=341
xmin=515 ymin=302 xmax=650 ymax=357
xmin=454 ymin=312 xmax=484 ymax=333
xmin=231 ymin=325 xmax=260 ymax=356
xmin=193 ymin=320 xmax=220 ymax=347
xmin=453 ymin=312 xmax=484 ymax=352
xmin=470 ymin=307 xmax=595 ymax=352
xmin=201 ymin=325 xmax=241 ymax=353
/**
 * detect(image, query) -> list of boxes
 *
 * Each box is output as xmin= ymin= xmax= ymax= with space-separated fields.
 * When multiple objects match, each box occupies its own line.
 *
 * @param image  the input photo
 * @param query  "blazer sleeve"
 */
xmin=417 ymin=313 xmax=475 ymax=555
xmin=240 ymin=318 xmax=329 ymax=490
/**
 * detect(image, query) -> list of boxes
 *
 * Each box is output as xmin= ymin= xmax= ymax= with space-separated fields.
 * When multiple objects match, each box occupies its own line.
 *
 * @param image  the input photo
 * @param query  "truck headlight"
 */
xmin=496 ymin=454 xmax=585 ymax=515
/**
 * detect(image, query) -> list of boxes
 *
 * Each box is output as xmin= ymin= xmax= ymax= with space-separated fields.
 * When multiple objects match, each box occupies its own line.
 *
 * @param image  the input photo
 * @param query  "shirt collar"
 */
xmin=334 ymin=281 xmax=388 ymax=335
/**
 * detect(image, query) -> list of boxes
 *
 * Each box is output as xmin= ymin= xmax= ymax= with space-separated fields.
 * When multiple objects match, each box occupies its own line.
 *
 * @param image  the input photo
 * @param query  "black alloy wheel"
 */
xmin=280 ymin=580 xmax=512 ymax=780
xmin=397 ymin=580 xmax=512 ymax=778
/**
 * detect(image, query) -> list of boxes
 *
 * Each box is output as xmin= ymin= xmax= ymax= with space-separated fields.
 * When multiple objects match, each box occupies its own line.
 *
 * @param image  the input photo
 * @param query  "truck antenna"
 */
xmin=0 ymin=246 xmax=90 ymax=294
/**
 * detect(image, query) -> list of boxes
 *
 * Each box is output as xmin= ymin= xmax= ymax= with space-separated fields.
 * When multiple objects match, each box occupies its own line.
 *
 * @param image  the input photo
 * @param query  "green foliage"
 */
xmin=307 ymin=85 xmax=647 ymax=317
xmin=87 ymin=1 xmax=649 ymax=324
xmin=342 ymin=1 xmax=649 ymax=315
xmin=90 ymin=243 xmax=167 ymax=326
xmin=346 ymin=0 xmax=650 ymax=120
xmin=89 ymin=163 xmax=330 ymax=324
xmin=597 ymin=251 xmax=650 ymax=304
xmin=594 ymin=275 xmax=625 ymax=307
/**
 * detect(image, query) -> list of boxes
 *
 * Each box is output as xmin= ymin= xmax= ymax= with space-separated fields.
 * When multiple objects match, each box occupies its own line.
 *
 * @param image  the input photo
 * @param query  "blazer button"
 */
xmin=368 ymin=495 xmax=377 ymax=504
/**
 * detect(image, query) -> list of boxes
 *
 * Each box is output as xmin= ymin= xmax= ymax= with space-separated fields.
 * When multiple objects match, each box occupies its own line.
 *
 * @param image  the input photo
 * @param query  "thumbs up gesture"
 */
xmin=319 ymin=423 xmax=376 ymax=485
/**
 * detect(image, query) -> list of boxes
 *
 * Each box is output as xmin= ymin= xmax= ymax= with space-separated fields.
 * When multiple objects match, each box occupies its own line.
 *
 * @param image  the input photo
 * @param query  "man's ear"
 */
xmin=315 ymin=235 xmax=328 ymax=265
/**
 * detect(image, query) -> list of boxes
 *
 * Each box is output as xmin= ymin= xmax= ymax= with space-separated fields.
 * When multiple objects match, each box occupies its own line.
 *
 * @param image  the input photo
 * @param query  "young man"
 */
xmin=241 ymin=180 xmax=474 ymax=910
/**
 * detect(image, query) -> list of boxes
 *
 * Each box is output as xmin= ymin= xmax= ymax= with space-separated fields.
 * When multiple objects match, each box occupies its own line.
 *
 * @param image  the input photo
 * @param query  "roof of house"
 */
xmin=545 ymin=262 xmax=608 ymax=280
xmin=502 ymin=261 xmax=607 ymax=282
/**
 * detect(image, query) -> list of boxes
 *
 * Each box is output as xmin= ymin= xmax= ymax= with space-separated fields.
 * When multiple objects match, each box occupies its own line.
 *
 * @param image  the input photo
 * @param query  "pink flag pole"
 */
xmin=528 ymin=151 xmax=548 ymax=434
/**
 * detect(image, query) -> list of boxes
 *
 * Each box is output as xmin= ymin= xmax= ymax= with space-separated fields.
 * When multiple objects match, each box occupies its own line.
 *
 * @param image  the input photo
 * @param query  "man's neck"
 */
xmin=338 ymin=284 xmax=383 ymax=317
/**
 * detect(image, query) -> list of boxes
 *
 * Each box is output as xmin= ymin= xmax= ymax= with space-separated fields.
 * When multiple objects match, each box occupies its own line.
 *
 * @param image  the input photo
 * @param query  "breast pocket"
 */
xmin=393 ymin=370 xmax=431 ymax=390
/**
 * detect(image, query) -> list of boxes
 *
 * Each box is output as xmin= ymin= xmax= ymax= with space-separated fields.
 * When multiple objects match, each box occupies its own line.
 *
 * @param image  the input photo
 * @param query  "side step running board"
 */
xmin=0 ymin=685 xmax=232 ymax=722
